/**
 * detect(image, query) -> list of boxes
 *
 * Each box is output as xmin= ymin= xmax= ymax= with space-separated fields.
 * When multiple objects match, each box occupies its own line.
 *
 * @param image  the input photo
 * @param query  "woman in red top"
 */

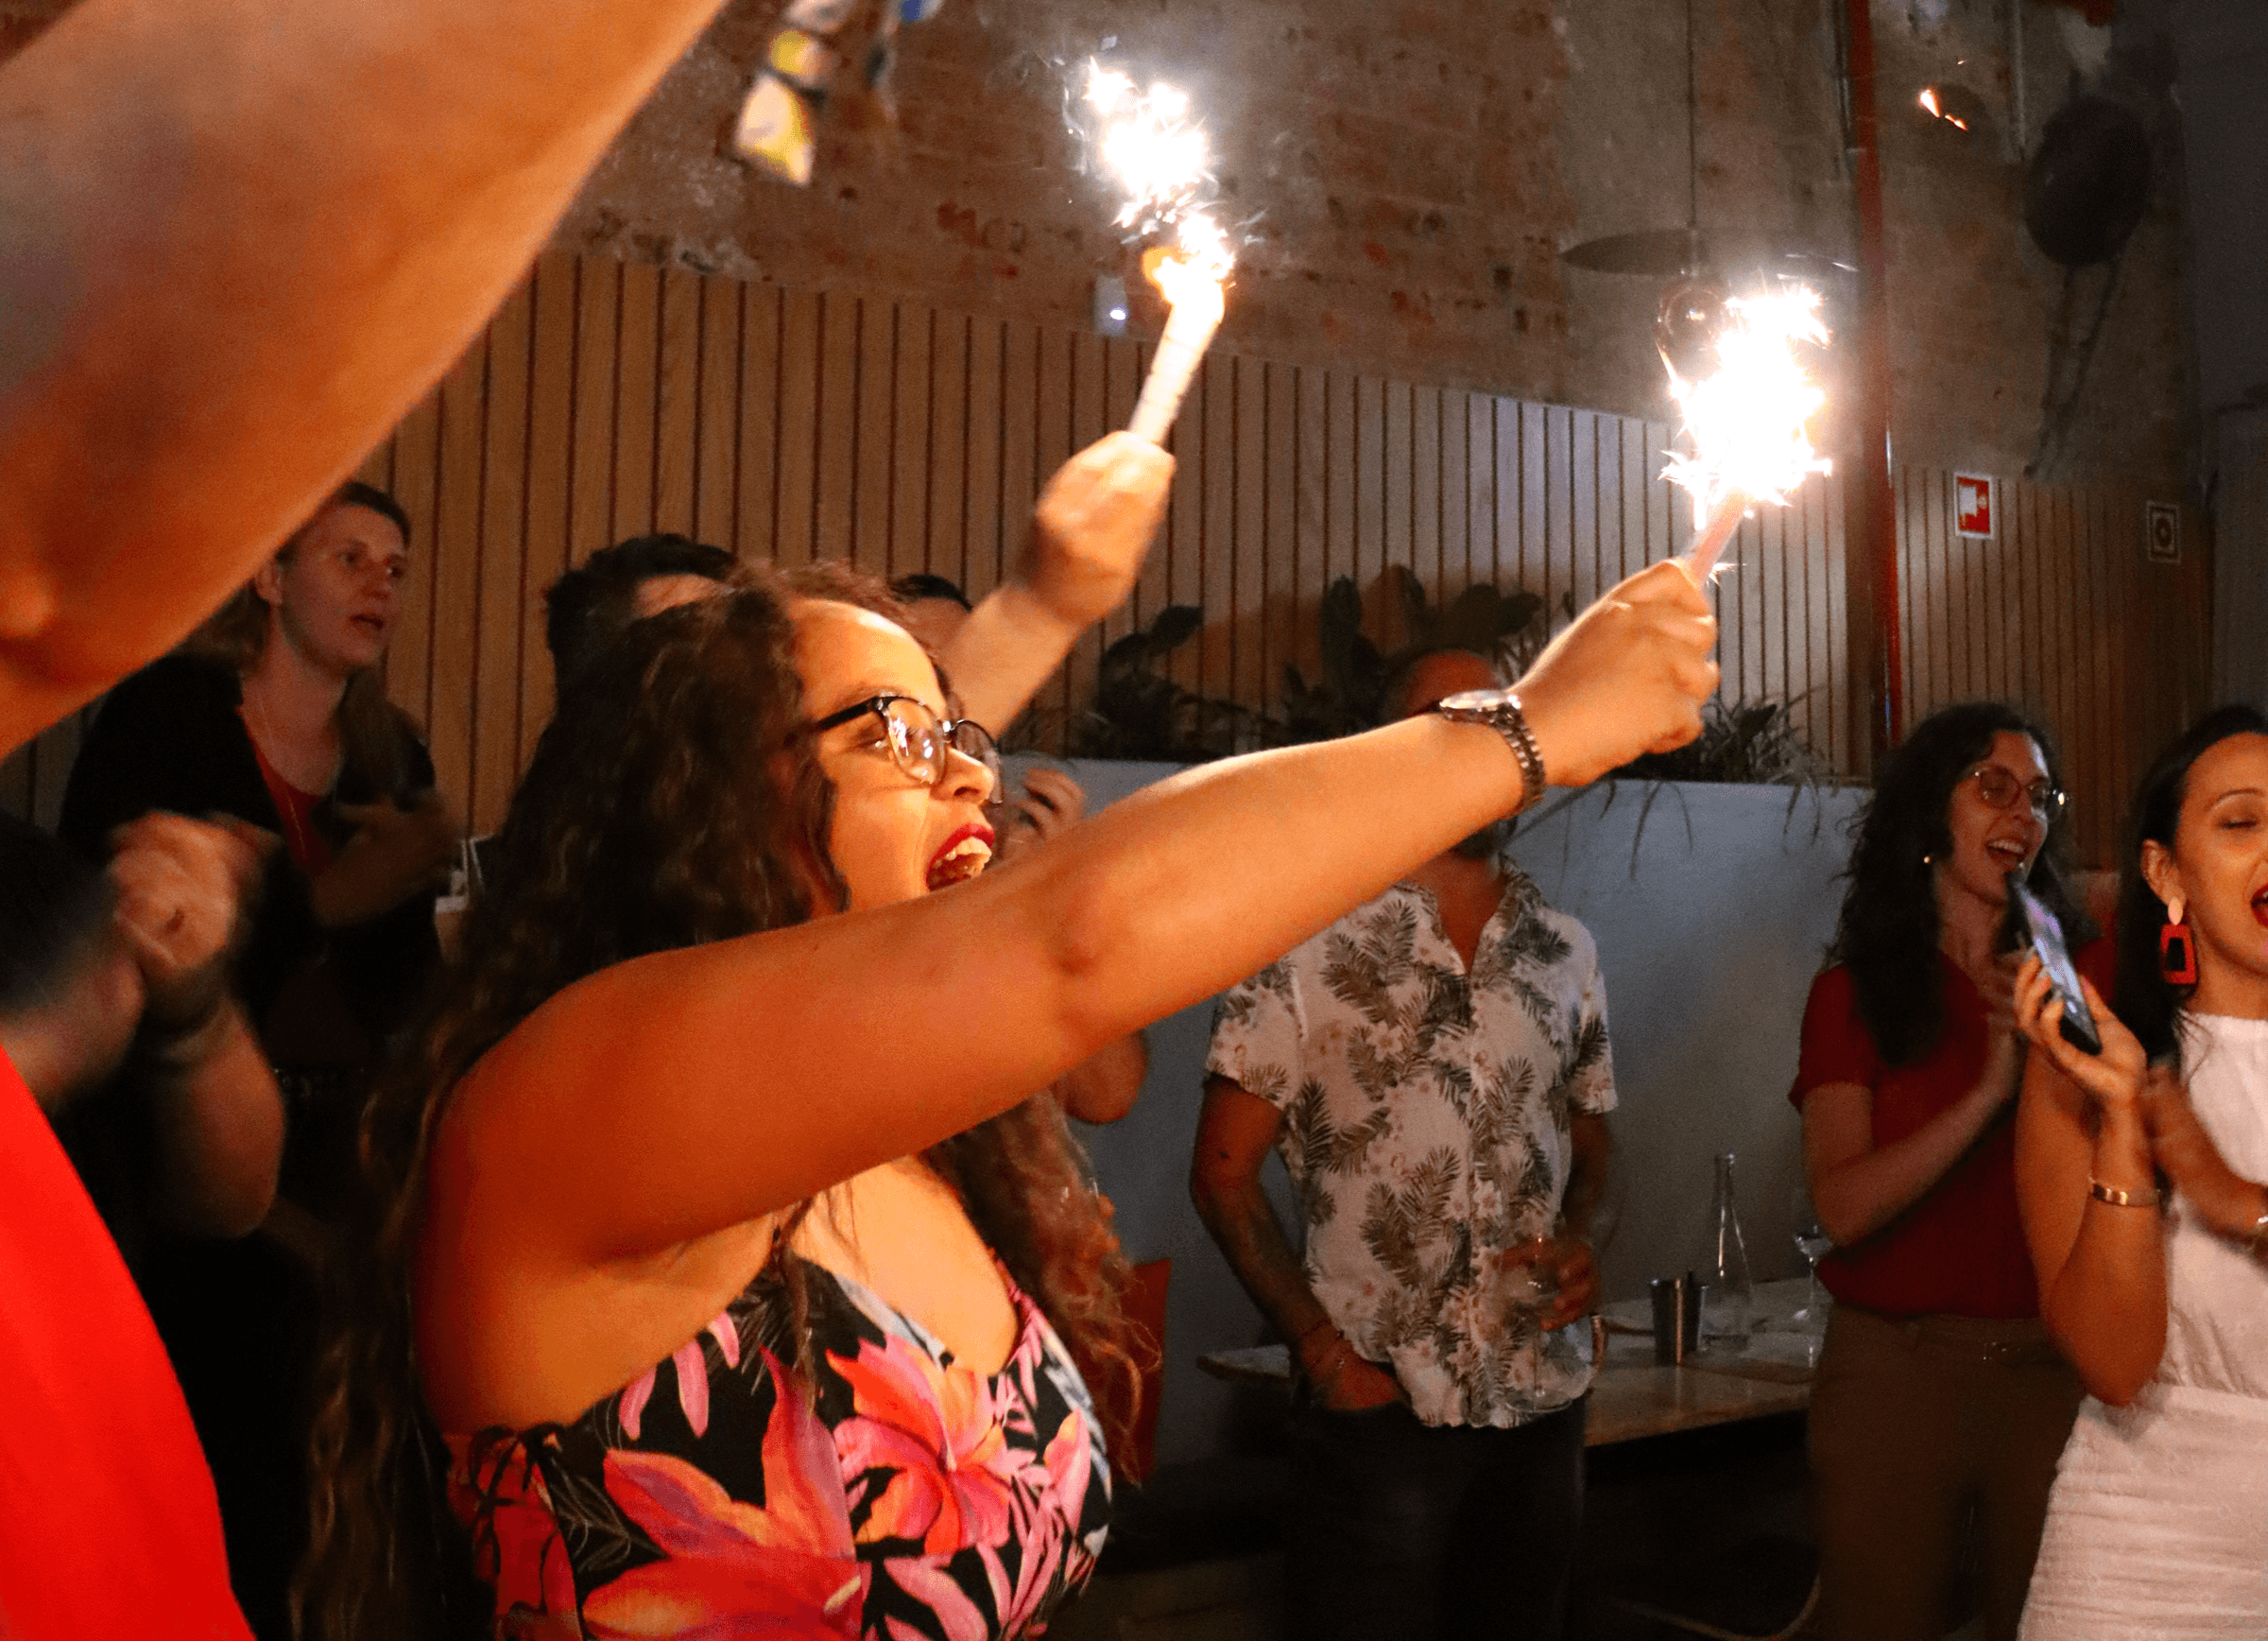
xmin=1791 ymin=702 xmax=2096 ymax=1641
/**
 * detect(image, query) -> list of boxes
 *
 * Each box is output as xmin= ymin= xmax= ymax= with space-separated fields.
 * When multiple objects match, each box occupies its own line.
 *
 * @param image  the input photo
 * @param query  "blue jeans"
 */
xmin=1283 ymin=1396 xmax=1587 ymax=1641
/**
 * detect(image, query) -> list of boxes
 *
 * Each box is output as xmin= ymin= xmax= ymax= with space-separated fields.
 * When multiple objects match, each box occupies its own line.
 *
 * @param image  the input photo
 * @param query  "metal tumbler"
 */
xmin=1650 ymin=1272 xmax=1700 ymax=1364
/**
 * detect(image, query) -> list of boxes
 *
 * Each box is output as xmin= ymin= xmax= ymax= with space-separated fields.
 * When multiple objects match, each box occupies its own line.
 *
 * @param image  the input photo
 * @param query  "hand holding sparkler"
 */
xmin=1658 ymin=284 xmax=1832 ymax=583
xmin=1023 ymin=432 xmax=1176 ymax=629
xmin=1514 ymin=560 xmax=1720 ymax=787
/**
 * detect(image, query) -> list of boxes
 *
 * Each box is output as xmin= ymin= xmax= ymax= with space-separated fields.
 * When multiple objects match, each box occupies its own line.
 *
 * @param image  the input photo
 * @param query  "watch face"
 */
xmin=1435 ymin=688 xmax=1515 ymax=714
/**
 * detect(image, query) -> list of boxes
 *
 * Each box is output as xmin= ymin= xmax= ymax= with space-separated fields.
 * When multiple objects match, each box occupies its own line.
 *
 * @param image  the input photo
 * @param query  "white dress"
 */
xmin=2020 ymin=1013 xmax=2268 ymax=1638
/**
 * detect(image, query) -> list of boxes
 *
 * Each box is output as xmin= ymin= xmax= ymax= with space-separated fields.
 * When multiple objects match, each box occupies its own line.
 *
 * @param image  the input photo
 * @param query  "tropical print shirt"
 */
xmin=447 ymin=1261 xmax=1109 ymax=1640
xmin=1207 ymin=872 xmax=1614 ymax=1427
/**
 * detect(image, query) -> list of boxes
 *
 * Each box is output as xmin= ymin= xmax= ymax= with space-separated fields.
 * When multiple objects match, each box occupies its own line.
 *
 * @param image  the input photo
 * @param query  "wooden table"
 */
xmin=1195 ymin=1277 xmax=1823 ymax=1447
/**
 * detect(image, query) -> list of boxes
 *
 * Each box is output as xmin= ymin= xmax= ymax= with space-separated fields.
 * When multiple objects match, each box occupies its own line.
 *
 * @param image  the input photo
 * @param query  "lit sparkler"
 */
xmin=1079 ymin=60 xmax=1234 ymax=445
xmin=1659 ymin=285 xmax=1832 ymax=582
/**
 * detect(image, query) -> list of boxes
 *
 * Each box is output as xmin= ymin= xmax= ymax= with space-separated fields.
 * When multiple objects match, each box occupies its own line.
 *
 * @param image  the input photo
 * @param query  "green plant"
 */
xmin=1276 ymin=572 xmax=1545 ymax=742
xmin=1612 ymin=697 xmax=1832 ymax=786
xmin=1059 ymin=605 xmax=1272 ymax=762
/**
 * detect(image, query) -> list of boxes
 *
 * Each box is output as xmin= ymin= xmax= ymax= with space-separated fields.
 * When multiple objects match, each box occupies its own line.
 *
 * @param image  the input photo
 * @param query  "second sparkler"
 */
xmin=1080 ymin=61 xmax=1234 ymax=447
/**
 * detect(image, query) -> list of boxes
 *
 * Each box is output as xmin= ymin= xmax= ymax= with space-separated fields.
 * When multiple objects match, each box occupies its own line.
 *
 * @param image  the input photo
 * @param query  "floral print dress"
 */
xmin=447 ymin=1262 xmax=1111 ymax=1640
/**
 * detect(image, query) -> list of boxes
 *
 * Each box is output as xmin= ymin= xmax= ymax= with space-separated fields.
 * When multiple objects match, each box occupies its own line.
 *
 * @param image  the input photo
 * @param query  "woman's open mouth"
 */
xmin=925 ymin=823 xmax=995 ymax=890
xmin=2251 ymin=885 xmax=2268 ymax=929
xmin=1985 ymin=838 xmax=2030 ymax=873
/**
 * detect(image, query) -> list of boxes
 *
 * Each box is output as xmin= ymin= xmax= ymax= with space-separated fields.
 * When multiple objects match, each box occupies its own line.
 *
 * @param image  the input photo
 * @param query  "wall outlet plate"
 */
xmin=1093 ymin=274 xmax=1129 ymax=337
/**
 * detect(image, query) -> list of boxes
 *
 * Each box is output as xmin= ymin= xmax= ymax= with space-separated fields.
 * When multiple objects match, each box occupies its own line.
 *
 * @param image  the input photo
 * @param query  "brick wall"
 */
xmin=555 ymin=0 xmax=2195 ymax=487
xmin=0 ymin=0 xmax=2195 ymax=485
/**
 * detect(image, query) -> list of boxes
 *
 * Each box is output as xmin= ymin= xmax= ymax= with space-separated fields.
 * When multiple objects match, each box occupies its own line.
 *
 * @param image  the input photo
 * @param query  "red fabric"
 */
xmin=245 ymin=732 xmax=334 ymax=876
xmin=0 ymin=1049 xmax=249 ymax=1638
xmin=1788 ymin=942 xmax=2114 ymax=1321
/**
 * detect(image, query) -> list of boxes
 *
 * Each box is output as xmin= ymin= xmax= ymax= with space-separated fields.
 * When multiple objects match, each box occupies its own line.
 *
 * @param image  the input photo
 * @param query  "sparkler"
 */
xmin=1659 ymin=284 xmax=1832 ymax=582
xmin=1079 ymin=60 xmax=1234 ymax=445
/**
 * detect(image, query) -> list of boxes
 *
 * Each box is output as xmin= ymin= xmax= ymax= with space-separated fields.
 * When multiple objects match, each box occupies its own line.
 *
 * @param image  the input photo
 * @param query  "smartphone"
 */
xmin=2006 ymin=872 xmax=2103 ymax=1055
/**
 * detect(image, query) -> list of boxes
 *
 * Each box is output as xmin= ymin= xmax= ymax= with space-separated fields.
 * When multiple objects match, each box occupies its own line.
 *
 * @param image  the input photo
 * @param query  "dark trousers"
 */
xmin=1283 ymin=1397 xmax=1587 ymax=1641
xmin=1809 ymin=1304 xmax=2083 ymax=1641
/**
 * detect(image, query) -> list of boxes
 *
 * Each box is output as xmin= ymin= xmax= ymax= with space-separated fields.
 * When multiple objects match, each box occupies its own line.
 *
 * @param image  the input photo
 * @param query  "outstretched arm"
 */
xmin=0 ymin=0 xmax=761 ymax=751
xmin=454 ymin=559 xmax=1719 ymax=1264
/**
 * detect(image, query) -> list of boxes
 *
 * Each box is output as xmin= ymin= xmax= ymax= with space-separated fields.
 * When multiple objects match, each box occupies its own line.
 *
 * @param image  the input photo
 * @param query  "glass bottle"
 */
xmin=1701 ymin=1151 xmax=1755 ymax=1348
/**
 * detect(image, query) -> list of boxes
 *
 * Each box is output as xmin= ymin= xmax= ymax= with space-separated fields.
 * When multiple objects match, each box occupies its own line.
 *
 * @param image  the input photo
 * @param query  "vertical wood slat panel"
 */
xmin=611 ymin=261 xmax=660 ymax=544
xmin=694 ymin=272 xmax=743 ymax=553
xmin=424 ymin=337 xmax=489 ymax=816
xmin=853 ymin=296 xmax=898 ymax=579
xmin=16 ymin=251 xmax=2195 ymax=857
xmin=889 ymin=303 xmax=934 ymax=584
xmin=653 ymin=268 xmax=701 ymax=540
xmin=774 ymin=289 xmax=821 ymax=565
xmin=737 ymin=284 xmax=782 ymax=561
xmin=1233 ymin=355 xmax=1267 ymax=714
xmin=520 ymin=256 xmax=578 ymax=756
xmin=926 ymin=312 xmax=969 ymax=594
xmin=472 ymin=280 xmax=533 ymax=836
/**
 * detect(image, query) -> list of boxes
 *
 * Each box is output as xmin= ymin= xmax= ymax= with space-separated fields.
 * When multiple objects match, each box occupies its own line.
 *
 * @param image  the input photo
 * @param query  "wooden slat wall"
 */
xmin=1894 ymin=470 xmax=2208 ymax=867
xmin=1 ymin=252 xmax=2203 ymax=869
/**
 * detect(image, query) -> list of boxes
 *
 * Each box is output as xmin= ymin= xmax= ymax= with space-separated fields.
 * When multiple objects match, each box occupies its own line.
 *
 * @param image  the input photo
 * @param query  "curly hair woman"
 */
xmin=294 ymin=442 xmax=1721 ymax=1640
xmin=1791 ymin=701 xmax=2097 ymax=1641
xmin=2011 ymin=706 xmax=2268 ymax=1638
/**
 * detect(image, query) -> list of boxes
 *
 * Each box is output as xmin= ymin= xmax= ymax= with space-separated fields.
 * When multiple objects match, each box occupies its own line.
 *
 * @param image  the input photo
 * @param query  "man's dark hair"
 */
xmin=889 ymin=572 xmax=971 ymax=612
xmin=330 ymin=481 xmax=413 ymax=548
xmin=0 ymin=812 xmax=114 ymax=1020
xmin=543 ymin=534 xmax=736 ymax=689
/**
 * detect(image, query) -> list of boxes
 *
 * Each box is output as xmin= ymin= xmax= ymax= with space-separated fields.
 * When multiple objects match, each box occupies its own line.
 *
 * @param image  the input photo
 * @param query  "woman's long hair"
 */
xmin=191 ymin=482 xmax=423 ymax=801
xmin=296 ymin=562 xmax=1140 ymax=1639
xmin=2110 ymin=704 xmax=2268 ymax=1067
xmin=1830 ymin=700 xmax=2091 ymax=1066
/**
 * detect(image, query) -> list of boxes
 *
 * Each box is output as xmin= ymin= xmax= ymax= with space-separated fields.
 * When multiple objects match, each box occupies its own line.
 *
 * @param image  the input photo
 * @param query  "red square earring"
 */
xmin=2160 ymin=921 xmax=2199 ymax=986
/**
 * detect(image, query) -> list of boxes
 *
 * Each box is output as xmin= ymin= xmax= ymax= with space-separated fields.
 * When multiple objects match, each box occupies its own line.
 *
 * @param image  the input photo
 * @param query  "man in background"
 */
xmin=1191 ymin=647 xmax=1614 ymax=1641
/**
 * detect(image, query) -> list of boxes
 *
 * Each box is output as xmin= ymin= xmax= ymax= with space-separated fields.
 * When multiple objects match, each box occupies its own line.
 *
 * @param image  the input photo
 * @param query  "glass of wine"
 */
xmin=1791 ymin=1184 xmax=1832 ymax=1331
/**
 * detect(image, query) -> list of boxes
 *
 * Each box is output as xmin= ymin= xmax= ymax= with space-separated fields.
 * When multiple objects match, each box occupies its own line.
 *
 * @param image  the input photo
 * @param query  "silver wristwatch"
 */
xmin=1432 ymin=687 xmax=1546 ymax=813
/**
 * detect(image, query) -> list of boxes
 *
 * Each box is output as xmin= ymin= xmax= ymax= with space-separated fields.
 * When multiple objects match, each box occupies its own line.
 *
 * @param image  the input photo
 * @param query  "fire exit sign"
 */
xmin=1955 ymin=473 xmax=1994 ymax=539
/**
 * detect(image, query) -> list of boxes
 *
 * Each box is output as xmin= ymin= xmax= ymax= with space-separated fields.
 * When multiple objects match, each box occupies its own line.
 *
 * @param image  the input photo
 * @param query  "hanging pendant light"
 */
xmin=1559 ymin=0 xmax=1712 ymax=278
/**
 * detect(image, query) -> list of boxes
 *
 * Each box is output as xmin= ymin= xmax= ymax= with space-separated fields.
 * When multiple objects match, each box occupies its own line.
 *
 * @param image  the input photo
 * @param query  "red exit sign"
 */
xmin=1955 ymin=473 xmax=1994 ymax=539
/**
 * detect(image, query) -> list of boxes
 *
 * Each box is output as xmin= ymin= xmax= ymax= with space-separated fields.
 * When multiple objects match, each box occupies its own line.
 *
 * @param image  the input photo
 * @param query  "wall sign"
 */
xmin=2145 ymin=500 xmax=2181 ymax=564
xmin=1955 ymin=473 xmax=1994 ymax=539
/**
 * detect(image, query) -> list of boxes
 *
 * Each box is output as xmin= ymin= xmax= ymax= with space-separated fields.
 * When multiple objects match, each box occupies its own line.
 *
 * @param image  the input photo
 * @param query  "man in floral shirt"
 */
xmin=1191 ymin=647 xmax=1613 ymax=1641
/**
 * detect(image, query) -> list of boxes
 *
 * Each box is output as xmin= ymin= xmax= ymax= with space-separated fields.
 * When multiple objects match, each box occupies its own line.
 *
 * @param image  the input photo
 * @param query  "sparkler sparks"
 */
xmin=1077 ymin=57 xmax=1236 ymax=443
xmin=1918 ymin=87 xmax=1970 ymax=130
xmin=1661 ymin=285 xmax=1832 ymax=580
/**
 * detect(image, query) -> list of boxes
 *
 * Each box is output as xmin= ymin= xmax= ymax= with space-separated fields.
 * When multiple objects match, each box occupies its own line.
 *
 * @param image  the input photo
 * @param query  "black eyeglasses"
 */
xmin=808 ymin=694 xmax=1000 ymax=795
xmin=1964 ymin=764 xmax=2066 ymax=821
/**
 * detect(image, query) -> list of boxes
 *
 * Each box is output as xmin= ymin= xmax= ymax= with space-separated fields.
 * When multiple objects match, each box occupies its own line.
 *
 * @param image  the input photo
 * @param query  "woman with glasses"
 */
xmin=294 ymin=486 xmax=1719 ymax=1640
xmin=1790 ymin=702 xmax=2094 ymax=1641
xmin=2009 ymin=706 xmax=2268 ymax=1639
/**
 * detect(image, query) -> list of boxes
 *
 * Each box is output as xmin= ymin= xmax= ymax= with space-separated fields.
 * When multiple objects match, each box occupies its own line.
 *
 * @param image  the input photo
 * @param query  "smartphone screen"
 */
xmin=2007 ymin=872 xmax=2103 ymax=1055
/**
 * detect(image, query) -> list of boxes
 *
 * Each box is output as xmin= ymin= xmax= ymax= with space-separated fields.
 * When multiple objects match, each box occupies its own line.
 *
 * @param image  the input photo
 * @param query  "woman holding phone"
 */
xmin=2012 ymin=705 xmax=2268 ymax=1638
xmin=1790 ymin=702 xmax=2098 ymax=1641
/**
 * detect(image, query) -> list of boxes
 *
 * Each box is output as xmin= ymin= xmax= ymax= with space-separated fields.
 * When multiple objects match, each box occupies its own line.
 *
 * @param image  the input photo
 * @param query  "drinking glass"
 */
xmin=1790 ymin=1185 xmax=1831 ymax=1330
xmin=1491 ymin=1234 xmax=1562 ymax=1384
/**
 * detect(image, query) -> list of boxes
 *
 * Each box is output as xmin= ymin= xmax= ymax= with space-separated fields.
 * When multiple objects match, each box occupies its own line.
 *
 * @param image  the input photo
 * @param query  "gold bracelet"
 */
xmin=2088 ymin=1178 xmax=2162 ymax=1209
